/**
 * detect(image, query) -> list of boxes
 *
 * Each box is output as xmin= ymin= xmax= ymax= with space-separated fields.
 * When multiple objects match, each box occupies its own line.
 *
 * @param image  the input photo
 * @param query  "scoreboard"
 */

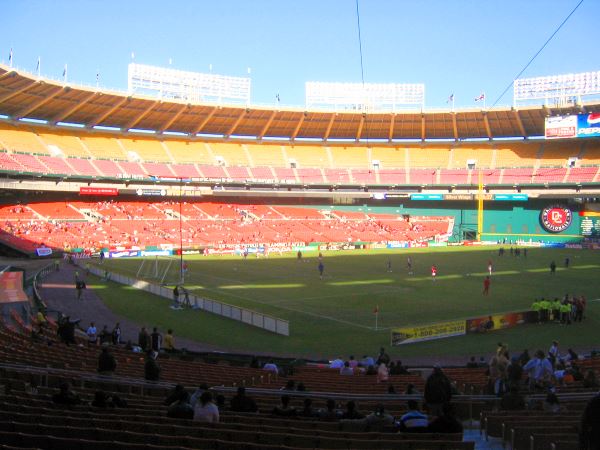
xmin=580 ymin=213 xmax=600 ymax=237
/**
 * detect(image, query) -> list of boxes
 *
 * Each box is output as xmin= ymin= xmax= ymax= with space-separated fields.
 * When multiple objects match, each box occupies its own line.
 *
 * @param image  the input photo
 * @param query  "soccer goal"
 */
xmin=136 ymin=255 xmax=184 ymax=285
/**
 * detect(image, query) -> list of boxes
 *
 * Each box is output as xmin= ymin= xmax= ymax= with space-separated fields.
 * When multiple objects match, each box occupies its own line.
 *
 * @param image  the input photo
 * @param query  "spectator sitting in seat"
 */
xmin=390 ymin=359 xmax=409 ymax=375
xmin=299 ymin=398 xmax=317 ymax=418
xmin=97 ymin=344 xmax=117 ymax=375
xmin=91 ymin=390 xmax=114 ymax=408
xmin=230 ymin=387 xmax=258 ymax=413
xmin=52 ymin=382 xmax=81 ymax=406
xmin=168 ymin=390 xmax=194 ymax=419
xmin=164 ymin=384 xmax=187 ymax=405
xmin=466 ymin=356 xmax=479 ymax=369
xmin=405 ymin=383 xmax=421 ymax=396
xmin=263 ymin=359 xmax=279 ymax=375
xmin=319 ymin=398 xmax=342 ymax=421
xmin=282 ymin=380 xmax=296 ymax=391
xmin=341 ymin=400 xmax=364 ymax=419
xmin=190 ymin=383 xmax=209 ymax=407
xmin=427 ymin=403 xmax=463 ymax=434
xmin=398 ymin=399 xmax=429 ymax=433
xmin=500 ymin=385 xmax=526 ymax=411
xmin=144 ymin=350 xmax=161 ymax=381
xmin=329 ymin=356 xmax=344 ymax=369
xmin=583 ymin=369 xmax=599 ymax=389
xmin=340 ymin=361 xmax=354 ymax=376
xmin=272 ymin=394 xmax=297 ymax=417
xmin=364 ymin=404 xmax=395 ymax=430
xmin=543 ymin=391 xmax=561 ymax=413
xmin=193 ymin=391 xmax=219 ymax=423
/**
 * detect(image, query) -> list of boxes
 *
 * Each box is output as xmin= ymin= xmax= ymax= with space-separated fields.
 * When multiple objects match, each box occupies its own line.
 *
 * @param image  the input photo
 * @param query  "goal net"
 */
xmin=136 ymin=256 xmax=184 ymax=286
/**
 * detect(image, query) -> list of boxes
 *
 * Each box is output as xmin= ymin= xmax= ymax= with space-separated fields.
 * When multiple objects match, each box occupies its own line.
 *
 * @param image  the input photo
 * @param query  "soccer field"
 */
xmin=92 ymin=246 xmax=600 ymax=359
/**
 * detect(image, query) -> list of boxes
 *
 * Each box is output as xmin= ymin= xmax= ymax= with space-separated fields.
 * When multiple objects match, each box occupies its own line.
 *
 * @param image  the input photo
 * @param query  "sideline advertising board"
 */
xmin=391 ymin=320 xmax=466 ymax=345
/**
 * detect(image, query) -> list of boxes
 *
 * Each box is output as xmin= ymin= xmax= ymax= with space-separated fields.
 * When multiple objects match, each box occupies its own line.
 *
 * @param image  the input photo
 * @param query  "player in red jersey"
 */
xmin=431 ymin=264 xmax=437 ymax=281
xmin=483 ymin=276 xmax=491 ymax=295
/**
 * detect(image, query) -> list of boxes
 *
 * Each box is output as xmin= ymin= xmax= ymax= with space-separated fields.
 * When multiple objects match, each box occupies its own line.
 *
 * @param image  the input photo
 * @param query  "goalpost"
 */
xmin=136 ymin=255 xmax=182 ymax=285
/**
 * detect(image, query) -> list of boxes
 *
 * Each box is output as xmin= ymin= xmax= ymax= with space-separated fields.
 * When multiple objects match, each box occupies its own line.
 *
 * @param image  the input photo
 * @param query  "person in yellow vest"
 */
xmin=551 ymin=298 xmax=562 ymax=322
xmin=560 ymin=302 xmax=572 ymax=325
xmin=164 ymin=329 xmax=175 ymax=353
xmin=539 ymin=298 xmax=552 ymax=323
xmin=531 ymin=299 xmax=542 ymax=323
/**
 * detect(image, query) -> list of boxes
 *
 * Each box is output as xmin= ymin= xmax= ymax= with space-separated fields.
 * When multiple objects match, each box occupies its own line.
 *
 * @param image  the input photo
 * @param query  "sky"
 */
xmin=2 ymin=0 xmax=597 ymax=110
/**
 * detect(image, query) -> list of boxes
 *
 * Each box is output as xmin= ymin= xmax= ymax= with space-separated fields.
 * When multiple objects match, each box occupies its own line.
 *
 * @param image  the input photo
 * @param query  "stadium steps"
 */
xmin=160 ymin=141 xmax=176 ymax=164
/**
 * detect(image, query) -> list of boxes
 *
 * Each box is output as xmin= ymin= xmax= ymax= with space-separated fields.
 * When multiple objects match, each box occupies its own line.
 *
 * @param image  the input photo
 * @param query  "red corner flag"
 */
xmin=373 ymin=305 xmax=379 ymax=314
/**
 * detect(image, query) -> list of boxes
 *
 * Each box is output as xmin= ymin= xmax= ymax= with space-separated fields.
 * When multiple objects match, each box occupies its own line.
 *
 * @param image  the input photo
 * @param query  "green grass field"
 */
xmin=90 ymin=246 xmax=600 ymax=360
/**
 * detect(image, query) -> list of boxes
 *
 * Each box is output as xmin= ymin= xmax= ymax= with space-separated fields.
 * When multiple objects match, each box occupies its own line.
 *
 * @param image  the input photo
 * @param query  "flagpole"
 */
xmin=36 ymin=57 xmax=40 ymax=78
xmin=483 ymin=92 xmax=486 ymax=109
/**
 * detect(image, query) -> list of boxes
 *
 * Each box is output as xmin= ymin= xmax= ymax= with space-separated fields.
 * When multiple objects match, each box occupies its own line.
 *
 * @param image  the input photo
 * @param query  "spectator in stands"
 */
xmin=424 ymin=365 xmax=452 ymax=414
xmin=361 ymin=354 xmax=375 ymax=367
xmin=405 ymin=383 xmax=421 ymax=396
xmin=489 ymin=348 xmax=509 ymax=396
xmin=99 ymin=325 xmax=111 ymax=345
xmin=272 ymin=394 xmax=296 ymax=417
xmin=329 ymin=356 xmax=344 ymax=369
xmin=91 ymin=390 xmax=113 ymax=408
xmin=543 ymin=390 xmax=561 ymax=413
xmin=565 ymin=348 xmax=579 ymax=362
xmin=466 ymin=356 xmax=479 ymax=369
xmin=230 ymin=387 xmax=258 ymax=413
xmin=391 ymin=359 xmax=409 ymax=375
xmin=167 ymin=390 xmax=194 ymax=419
xmin=319 ymin=399 xmax=342 ymax=421
xmin=215 ymin=394 xmax=226 ymax=411
xmin=500 ymin=385 xmax=526 ymax=411
xmin=348 ymin=355 xmax=359 ymax=370
xmin=36 ymin=308 xmax=48 ymax=329
xmin=377 ymin=363 xmax=390 ymax=383
xmin=282 ymin=380 xmax=296 ymax=390
xmin=376 ymin=347 xmax=391 ymax=366
xmin=138 ymin=326 xmax=149 ymax=351
xmin=299 ymin=398 xmax=317 ymax=418
xmin=506 ymin=357 xmax=523 ymax=390
xmin=427 ymin=403 xmax=463 ymax=434
xmin=523 ymin=349 xmax=553 ymax=391
xmin=111 ymin=322 xmax=121 ymax=345
xmin=190 ymin=383 xmax=209 ymax=407
xmin=342 ymin=400 xmax=364 ymax=420
xmin=144 ymin=350 xmax=161 ymax=381
xmin=583 ymin=370 xmax=599 ymax=389
xmin=518 ymin=349 xmax=530 ymax=366
xmin=340 ymin=361 xmax=354 ymax=376
xmin=52 ymin=382 xmax=81 ymax=406
xmin=164 ymin=329 xmax=175 ymax=352
xmin=150 ymin=327 xmax=162 ymax=352
xmin=86 ymin=322 xmax=97 ymax=347
xmin=579 ymin=392 xmax=600 ymax=450
xmin=193 ymin=391 xmax=219 ymax=423
xmin=263 ymin=359 xmax=279 ymax=375
xmin=398 ymin=399 xmax=429 ymax=433
xmin=164 ymin=384 xmax=188 ymax=405
xmin=97 ymin=344 xmax=117 ymax=375
xmin=364 ymin=404 xmax=395 ymax=430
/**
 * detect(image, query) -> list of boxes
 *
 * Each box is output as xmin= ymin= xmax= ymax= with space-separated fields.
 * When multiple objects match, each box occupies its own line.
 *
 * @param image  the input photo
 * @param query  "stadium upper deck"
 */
xmin=2 ymin=64 xmax=599 ymax=141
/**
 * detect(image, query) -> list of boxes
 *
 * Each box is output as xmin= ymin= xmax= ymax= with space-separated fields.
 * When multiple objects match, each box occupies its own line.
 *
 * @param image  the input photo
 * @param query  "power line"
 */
xmin=491 ymin=0 xmax=584 ymax=108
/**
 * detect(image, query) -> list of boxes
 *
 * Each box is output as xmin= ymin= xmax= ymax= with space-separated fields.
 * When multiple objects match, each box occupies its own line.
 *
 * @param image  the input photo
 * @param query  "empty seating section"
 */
xmin=199 ymin=164 xmax=227 ymax=179
xmin=67 ymin=158 xmax=102 ymax=177
xmin=169 ymin=163 xmax=200 ymax=178
xmin=502 ymin=168 xmax=534 ymax=184
xmin=351 ymin=169 xmax=378 ymax=184
xmin=246 ymin=143 xmax=286 ymax=167
xmin=567 ymin=166 xmax=598 ymax=182
xmin=119 ymin=137 xmax=171 ymax=162
xmin=495 ymin=143 xmax=540 ymax=167
xmin=410 ymin=169 xmax=438 ymax=185
xmin=297 ymin=168 xmax=324 ymax=184
xmin=37 ymin=155 xmax=72 ymax=175
xmin=0 ymin=151 xmax=25 ymax=172
xmin=324 ymin=168 xmax=350 ymax=184
xmin=143 ymin=162 xmax=175 ymax=178
xmin=378 ymin=169 xmax=407 ymax=184
xmin=28 ymin=202 xmax=84 ymax=220
xmin=540 ymin=141 xmax=580 ymax=167
xmin=370 ymin=146 xmax=406 ymax=169
xmin=0 ymin=123 xmax=48 ymax=154
xmin=285 ymin=145 xmax=329 ymax=168
xmin=80 ymin=134 xmax=126 ymax=160
xmin=163 ymin=140 xmax=210 ymax=164
xmin=408 ymin=147 xmax=450 ymax=168
xmin=328 ymin=146 xmax=369 ymax=168
xmin=451 ymin=146 xmax=494 ymax=169
xmin=208 ymin=142 xmax=250 ymax=166
xmin=532 ymin=167 xmax=567 ymax=183
xmin=0 ymin=123 xmax=597 ymax=189
xmin=38 ymin=132 xmax=89 ymax=158
xmin=93 ymin=159 xmax=125 ymax=178
xmin=439 ymin=169 xmax=470 ymax=185
xmin=227 ymin=166 xmax=250 ymax=181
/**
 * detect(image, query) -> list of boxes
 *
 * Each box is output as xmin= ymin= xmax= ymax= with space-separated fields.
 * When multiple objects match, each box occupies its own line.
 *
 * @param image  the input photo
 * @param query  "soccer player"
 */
xmin=487 ymin=260 xmax=493 ymax=276
xmin=387 ymin=259 xmax=392 ymax=273
xmin=431 ymin=264 xmax=437 ymax=281
xmin=318 ymin=261 xmax=324 ymax=280
xmin=407 ymin=256 xmax=413 ymax=275
xmin=483 ymin=276 xmax=491 ymax=295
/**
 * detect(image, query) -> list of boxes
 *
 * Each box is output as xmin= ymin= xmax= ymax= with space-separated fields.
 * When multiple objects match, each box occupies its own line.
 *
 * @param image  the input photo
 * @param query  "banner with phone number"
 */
xmin=391 ymin=320 xmax=465 ymax=345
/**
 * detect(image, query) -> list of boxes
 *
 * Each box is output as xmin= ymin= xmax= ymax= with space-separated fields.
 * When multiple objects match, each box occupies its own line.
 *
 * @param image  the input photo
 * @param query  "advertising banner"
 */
xmin=79 ymin=187 xmax=119 ymax=196
xmin=109 ymin=250 xmax=140 ymax=258
xmin=0 ymin=272 xmax=27 ymax=304
xmin=577 ymin=112 xmax=600 ymax=138
xmin=466 ymin=311 xmax=535 ymax=334
xmin=35 ymin=247 xmax=53 ymax=257
xmin=391 ymin=320 xmax=466 ymax=345
xmin=545 ymin=115 xmax=577 ymax=139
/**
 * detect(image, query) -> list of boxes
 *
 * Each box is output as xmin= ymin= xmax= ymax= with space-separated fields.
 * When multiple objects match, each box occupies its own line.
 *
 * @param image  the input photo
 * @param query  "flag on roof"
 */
xmin=446 ymin=94 xmax=454 ymax=103
xmin=8 ymin=48 xmax=12 ymax=64
xmin=475 ymin=92 xmax=485 ymax=102
xmin=36 ymin=57 xmax=40 ymax=72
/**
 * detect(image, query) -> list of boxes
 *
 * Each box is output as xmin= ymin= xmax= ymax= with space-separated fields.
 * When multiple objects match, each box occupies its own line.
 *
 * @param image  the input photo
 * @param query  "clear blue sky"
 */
xmin=2 ymin=0 xmax=596 ymax=109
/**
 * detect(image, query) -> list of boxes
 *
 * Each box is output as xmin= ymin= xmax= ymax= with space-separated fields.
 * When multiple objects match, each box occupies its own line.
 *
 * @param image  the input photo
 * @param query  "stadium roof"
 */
xmin=1 ymin=64 xmax=598 ymax=141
